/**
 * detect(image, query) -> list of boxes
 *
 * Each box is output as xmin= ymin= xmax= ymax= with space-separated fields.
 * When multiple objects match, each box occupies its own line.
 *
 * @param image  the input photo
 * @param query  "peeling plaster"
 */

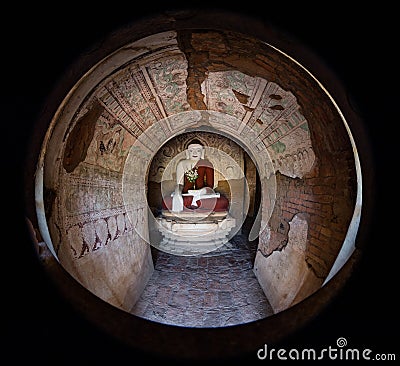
xmin=254 ymin=213 xmax=320 ymax=313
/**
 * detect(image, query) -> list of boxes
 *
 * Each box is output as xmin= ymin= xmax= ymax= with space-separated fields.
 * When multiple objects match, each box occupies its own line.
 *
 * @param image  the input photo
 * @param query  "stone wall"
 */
xmin=37 ymin=28 xmax=358 ymax=315
xmin=179 ymin=29 xmax=357 ymax=313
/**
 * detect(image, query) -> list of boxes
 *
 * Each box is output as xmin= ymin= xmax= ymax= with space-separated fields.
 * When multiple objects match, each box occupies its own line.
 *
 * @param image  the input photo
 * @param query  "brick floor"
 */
xmin=131 ymin=228 xmax=274 ymax=327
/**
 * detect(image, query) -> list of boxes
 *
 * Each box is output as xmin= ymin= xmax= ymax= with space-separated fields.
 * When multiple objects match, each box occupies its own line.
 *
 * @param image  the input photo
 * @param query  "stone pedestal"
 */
xmin=156 ymin=211 xmax=236 ymax=255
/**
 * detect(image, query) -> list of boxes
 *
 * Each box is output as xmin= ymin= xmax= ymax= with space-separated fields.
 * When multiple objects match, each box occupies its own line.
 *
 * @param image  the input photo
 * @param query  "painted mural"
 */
xmin=56 ymin=30 xmax=315 ymax=263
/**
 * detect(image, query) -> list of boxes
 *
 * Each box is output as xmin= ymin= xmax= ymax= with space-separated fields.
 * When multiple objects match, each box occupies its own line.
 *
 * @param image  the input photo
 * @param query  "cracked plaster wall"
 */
xmin=254 ymin=213 xmax=320 ymax=313
xmin=37 ymin=28 xmax=357 ymax=315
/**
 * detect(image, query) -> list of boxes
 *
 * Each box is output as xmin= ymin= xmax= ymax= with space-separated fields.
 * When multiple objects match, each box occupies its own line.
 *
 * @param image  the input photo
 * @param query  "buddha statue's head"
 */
xmin=185 ymin=139 xmax=205 ymax=161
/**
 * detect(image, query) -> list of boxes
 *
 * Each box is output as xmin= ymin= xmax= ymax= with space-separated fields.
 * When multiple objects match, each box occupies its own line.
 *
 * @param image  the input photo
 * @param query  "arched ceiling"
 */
xmin=60 ymin=30 xmax=316 ymax=180
xmin=38 ymin=9 xmax=360 ymax=299
xmin=28 ymin=9 xmax=364 ymax=361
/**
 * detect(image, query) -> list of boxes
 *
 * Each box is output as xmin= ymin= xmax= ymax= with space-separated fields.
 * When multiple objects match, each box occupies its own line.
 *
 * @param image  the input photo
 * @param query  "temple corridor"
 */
xmin=18 ymin=8 xmax=372 ymax=361
xmin=131 ymin=222 xmax=274 ymax=327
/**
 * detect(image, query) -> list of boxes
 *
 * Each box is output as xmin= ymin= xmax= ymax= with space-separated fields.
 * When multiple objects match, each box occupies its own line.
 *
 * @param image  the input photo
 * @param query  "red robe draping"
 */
xmin=162 ymin=159 xmax=229 ymax=212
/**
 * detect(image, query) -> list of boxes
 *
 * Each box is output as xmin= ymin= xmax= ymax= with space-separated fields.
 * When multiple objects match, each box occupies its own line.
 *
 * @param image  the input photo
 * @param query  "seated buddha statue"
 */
xmin=162 ymin=139 xmax=229 ymax=213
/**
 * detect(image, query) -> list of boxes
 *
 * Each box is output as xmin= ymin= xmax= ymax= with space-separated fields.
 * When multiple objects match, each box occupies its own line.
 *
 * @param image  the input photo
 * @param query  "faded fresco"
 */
xmin=57 ymin=33 xmax=315 ymax=263
xmin=39 ymin=29 xmax=353 ymax=317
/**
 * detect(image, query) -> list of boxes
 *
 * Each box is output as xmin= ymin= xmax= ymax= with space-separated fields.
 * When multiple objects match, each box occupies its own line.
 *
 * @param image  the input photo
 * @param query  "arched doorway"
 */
xmin=24 ymin=8 xmax=367 ymax=360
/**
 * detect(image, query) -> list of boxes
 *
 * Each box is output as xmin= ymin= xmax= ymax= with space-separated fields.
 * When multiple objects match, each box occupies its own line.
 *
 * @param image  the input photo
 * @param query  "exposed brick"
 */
xmin=312 ymin=185 xmax=333 ymax=195
xmin=320 ymin=226 xmax=332 ymax=237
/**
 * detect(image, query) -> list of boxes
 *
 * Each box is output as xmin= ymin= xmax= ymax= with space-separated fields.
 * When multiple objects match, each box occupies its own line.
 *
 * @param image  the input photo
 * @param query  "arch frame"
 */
xmin=23 ymin=9 xmax=374 ymax=361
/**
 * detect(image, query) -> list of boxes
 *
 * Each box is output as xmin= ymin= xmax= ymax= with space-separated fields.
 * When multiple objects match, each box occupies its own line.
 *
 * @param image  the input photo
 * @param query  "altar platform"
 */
xmin=156 ymin=210 xmax=236 ymax=256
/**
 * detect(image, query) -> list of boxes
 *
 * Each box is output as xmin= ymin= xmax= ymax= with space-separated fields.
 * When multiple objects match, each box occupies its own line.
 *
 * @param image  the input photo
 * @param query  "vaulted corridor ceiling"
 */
xmin=19 ymin=8 xmax=373 ymax=362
